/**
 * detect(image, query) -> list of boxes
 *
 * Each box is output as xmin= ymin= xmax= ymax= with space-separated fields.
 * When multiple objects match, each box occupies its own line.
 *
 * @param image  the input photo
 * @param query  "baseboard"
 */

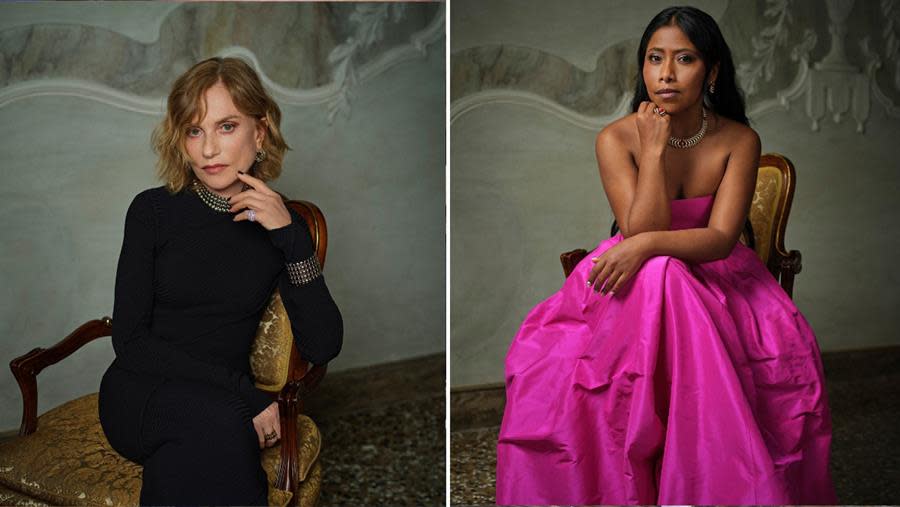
xmin=450 ymin=382 xmax=505 ymax=432
xmin=304 ymin=352 xmax=445 ymax=421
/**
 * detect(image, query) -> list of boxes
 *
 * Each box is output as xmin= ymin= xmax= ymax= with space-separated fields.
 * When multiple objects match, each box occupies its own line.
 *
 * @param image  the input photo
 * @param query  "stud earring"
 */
xmin=708 ymin=82 xmax=716 ymax=94
xmin=255 ymin=149 xmax=267 ymax=162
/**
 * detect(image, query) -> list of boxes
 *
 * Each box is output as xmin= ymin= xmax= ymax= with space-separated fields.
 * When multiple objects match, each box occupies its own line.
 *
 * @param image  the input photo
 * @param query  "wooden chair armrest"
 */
xmin=560 ymin=249 xmax=589 ymax=278
xmin=9 ymin=316 xmax=113 ymax=436
xmin=274 ymin=364 xmax=327 ymax=505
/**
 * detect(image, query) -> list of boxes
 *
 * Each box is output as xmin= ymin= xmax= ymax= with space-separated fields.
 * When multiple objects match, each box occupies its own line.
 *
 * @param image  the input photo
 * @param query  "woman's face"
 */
xmin=184 ymin=81 xmax=265 ymax=196
xmin=641 ymin=24 xmax=715 ymax=115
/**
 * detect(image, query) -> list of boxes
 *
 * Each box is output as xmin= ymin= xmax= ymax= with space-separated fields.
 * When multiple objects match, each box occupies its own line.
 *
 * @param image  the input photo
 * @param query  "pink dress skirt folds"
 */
xmin=496 ymin=195 xmax=837 ymax=505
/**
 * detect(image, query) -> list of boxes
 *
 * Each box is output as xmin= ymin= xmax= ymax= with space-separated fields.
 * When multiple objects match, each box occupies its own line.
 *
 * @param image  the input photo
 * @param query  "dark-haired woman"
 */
xmin=496 ymin=6 xmax=836 ymax=504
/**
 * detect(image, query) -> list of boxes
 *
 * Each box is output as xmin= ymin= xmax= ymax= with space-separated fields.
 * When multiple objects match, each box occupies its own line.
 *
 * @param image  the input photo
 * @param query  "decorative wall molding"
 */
xmin=327 ymin=3 xmax=444 ymax=122
xmin=451 ymin=0 xmax=899 ymax=133
xmin=736 ymin=0 xmax=807 ymax=96
xmin=0 ymin=4 xmax=444 ymax=121
xmin=0 ymin=78 xmax=165 ymax=114
xmin=450 ymin=89 xmax=630 ymax=131
xmin=757 ymin=0 xmax=900 ymax=131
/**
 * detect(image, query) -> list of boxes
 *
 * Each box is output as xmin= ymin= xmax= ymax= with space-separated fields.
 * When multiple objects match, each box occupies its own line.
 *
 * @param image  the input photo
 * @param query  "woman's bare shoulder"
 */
xmin=596 ymin=113 xmax=639 ymax=151
xmin=714 ymin=115 xmax=760 ymax=151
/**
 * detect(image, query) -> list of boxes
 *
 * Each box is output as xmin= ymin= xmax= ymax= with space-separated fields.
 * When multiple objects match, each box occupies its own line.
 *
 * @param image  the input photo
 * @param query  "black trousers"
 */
xmin=101 ymin=371 xmax=268 ymax=506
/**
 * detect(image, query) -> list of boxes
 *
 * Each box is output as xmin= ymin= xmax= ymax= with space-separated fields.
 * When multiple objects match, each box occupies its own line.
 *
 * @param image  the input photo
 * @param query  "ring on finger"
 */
xmin=247 ymin=209 xmax=257 ymax=222
xmin=264 ymin=431 xmax=278 ymax=441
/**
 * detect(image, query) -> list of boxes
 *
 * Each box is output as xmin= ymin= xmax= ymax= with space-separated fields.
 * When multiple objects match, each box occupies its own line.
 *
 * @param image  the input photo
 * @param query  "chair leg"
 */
xmin=779 ymin=250 xmax=802 ymax=299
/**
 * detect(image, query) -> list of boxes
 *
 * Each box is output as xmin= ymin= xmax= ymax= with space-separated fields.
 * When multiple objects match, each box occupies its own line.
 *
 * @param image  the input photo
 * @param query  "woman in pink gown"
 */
xmin=496 ymin=6 xmax=837 ymax=505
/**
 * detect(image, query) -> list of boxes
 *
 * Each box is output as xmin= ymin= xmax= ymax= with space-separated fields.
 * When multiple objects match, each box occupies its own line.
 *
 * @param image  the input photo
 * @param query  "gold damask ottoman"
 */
xmin=0 ymin=393 xmax=322 ymax=507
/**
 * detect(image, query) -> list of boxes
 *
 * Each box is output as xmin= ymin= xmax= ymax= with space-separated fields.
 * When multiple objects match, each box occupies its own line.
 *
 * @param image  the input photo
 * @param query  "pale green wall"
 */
xmin=451 ymin=0 xmax=900 ymax=387
xmin=0 ymin=3 xmax=445 ymax=431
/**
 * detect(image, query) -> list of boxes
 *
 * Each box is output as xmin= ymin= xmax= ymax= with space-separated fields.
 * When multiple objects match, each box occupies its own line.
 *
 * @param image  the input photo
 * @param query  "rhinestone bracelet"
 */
xmin=286 ymin=256 xmax=322 ymax=286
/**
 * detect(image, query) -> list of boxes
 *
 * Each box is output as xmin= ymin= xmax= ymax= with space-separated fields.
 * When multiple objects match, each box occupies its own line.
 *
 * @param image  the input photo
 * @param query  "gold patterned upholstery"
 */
xmin=0 ymin=394 xmax=321 ymax=507
xmin=1 ymin=199 xmax=331 ymax=507
xmin=743 ymin=164 xmax=784 ymax=265
xmin=251 ymin=290 xmax=296 ymax=392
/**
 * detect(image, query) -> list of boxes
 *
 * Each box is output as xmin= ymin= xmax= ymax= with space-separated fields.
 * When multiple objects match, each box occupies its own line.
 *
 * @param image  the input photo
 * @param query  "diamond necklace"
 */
xmin=191 ymin=179 xmax=249 ymax=212
xmin=668 ymin=109 xmax=708 ymax=149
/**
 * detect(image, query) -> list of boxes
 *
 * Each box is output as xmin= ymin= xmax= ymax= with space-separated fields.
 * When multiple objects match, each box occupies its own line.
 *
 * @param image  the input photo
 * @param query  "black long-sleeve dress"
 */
xmin=98 ymin=185 xmax=342 ymax=506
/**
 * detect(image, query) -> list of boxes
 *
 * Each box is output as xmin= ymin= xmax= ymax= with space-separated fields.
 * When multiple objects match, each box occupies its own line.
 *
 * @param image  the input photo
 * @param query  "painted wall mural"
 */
xmin=451 ymin=0 xmax=900 ymax=132
xmin=0 ymin=3 xmax=443 ymax=120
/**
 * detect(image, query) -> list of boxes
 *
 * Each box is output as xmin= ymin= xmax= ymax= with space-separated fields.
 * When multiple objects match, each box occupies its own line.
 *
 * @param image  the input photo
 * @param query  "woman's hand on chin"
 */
xmin=586 ymin=234 xmax=651 ymax=296
xmin=635 ymin=100 xmax=671 ymax=155
xmin=228 ymin=171 xmax=292 ymax=230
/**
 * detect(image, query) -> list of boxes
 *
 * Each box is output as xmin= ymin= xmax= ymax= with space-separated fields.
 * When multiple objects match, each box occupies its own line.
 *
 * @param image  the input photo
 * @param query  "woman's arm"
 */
xmin=267 ymin=207 xmax=343 ymax=366
xmin=588 ymin=126 xmax=760 ymax=294
xmin=638 ymin=127 xmax=760 ymax=262
xmin=596 ymin=104 xmax=673 ymax=238
xmin=112 ymin=192 xmax=273 ymax=415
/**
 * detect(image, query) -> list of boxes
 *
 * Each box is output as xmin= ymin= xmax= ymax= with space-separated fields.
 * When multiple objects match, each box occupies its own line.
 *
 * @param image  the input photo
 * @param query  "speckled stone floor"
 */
xmin=304 ymin=354 xmax=445 ymax=507
xmin=450 ymin=346 xmax=900 ymax=505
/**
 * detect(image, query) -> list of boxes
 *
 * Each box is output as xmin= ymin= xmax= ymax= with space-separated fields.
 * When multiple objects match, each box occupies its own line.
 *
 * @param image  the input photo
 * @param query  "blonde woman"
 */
xmin=98 ymin=57 xmax=342 ymax=505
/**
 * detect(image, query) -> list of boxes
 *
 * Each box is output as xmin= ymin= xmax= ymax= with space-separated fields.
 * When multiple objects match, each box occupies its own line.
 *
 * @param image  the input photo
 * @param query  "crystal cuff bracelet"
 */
xmin=286 ymin=256 xmax=322 ymax=286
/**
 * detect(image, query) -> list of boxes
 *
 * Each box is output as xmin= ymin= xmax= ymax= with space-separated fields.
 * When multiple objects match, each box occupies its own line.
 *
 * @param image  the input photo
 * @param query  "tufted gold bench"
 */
xmin=0 ymin=199 xmax=331 ymax=507
xmin=560 ymin=154 xmax=802 ymax=297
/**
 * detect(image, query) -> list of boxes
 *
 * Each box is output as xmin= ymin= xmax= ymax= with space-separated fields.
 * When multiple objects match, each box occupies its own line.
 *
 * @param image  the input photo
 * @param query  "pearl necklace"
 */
xmin=668 ymin=109 xmax=708 ymax=149
xmin=191 ymin=180 xmax=248 ymax=212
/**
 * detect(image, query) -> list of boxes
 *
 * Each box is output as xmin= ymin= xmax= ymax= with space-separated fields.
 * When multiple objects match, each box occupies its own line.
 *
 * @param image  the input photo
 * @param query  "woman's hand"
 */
xmin=252 ymin=401 xmax=282 ymax=449
xmin=635 ymin=101 xmax=671 ymax=154
xmin=229 ymin=172 xmax=292 ymax=230
xmin=587 ymin=235 xmax=651 ymax=296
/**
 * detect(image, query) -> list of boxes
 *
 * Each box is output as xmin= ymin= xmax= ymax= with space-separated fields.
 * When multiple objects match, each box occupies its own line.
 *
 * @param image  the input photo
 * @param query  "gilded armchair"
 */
xmin=0 ymin=199 xmax=329 ymax=507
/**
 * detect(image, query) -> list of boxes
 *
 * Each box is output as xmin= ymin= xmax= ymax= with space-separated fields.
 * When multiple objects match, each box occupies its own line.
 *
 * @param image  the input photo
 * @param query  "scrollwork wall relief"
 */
xmin=0 ymin=3 xmax=444 ymax=123
xmin=451 ymin=0 xmax=899 ymax=134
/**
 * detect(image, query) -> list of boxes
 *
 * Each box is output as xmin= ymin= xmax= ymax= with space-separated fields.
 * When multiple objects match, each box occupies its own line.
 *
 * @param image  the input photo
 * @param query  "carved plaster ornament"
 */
xmin=0 ymin=4 xmax=445 ymax=123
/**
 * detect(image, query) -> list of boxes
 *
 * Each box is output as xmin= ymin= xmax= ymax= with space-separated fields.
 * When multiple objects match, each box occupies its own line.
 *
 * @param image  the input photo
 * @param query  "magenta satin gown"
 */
xmin=496 ymin=195 xmax=837 ymax=505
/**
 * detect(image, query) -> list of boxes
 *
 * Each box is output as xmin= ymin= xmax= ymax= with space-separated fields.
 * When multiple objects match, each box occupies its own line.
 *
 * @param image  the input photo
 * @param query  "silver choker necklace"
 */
xmin=191 ymin=180 xmax=248 ymax=212
xmin=669 ymin=109 xmax=708 ymax=149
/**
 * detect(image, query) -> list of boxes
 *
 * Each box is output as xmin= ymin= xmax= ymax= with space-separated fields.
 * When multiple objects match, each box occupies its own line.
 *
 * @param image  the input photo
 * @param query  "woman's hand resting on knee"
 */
xmin=252 ymin=402 xmax=282 ymax=449
xmin=587 ymin=235 xmax=651 ymax=296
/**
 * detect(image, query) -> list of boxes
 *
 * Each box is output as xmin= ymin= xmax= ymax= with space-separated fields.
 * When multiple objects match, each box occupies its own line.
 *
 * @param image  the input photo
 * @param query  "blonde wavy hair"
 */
xmin=152 ymin=57 xmax=290 ymax=194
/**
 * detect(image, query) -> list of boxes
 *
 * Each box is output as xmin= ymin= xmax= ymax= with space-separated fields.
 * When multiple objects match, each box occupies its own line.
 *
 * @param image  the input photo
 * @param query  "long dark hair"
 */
xmin=630 ymin=6 xmax=748 ymax=125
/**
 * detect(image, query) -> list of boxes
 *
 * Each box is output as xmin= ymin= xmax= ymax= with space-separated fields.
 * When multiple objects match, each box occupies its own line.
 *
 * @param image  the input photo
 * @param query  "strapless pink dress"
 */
xmin=496 ymin=195 xmax=837 ymax=504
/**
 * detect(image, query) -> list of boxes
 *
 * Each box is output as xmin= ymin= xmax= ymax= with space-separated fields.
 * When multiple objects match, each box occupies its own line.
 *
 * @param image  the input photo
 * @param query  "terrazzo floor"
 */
xmin=450 ymin=346 xmax=900 ymax=505
xmin=304 ymin=354 xmax=445 ymax=506
xmin=311 ymin=395 xmax=444 ymax=506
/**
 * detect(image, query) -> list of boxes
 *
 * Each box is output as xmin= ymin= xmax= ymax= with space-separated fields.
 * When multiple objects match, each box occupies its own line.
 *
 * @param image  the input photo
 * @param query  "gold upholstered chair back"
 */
xmin=560 ymin=153 xmax=803 ymax=298
xmin=250 ymin=200 xmax=329 ymax=393
xmin=738 ymin=154 xmax=798 ymax=274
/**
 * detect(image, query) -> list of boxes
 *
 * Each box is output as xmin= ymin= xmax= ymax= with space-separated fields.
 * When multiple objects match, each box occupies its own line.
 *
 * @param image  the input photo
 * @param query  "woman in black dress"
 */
xmin=98 ymin=57 xmax=343 ymax=506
